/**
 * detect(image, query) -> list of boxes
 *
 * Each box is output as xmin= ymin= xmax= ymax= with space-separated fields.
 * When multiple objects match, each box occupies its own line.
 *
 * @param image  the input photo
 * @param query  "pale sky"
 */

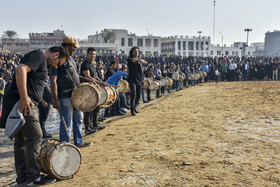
xmin=1 ymin=0 xmax=280 ymax=46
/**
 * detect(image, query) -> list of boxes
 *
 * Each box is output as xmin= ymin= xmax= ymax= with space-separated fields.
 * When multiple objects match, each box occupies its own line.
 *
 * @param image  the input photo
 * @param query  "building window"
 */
xmin=236 ymin=51 xmax=238 ymax=55
xmin=128 ymin=38 xmax=133 ymax=46
xmin=248 ymin=51 xmax=251 ymax=56
xmin=183 ymin=41 xmax=186 ymax=50
xmin=232 ymin=51 xmax=235 ymax=55
xmin=121 ymin=38 xmax=125 ymax=46
xmin=154 ymin=39 xmax=158 ymax=47
xmin=188 ymin=42 xmax=194 ymax=50
xmin=211 ymin=51 xmax=214 ymax=55
xmin=137 ymin=39 xmax=143 ymax=47
xmin=217 ymin=51 xmax=221 ymax=55
xmin=153 ymin=51 xmax=158 ymax=56
xmin=178 ymin=41 xmax=181 ymax=50
xmin=146 ymin=39 xmax=151 ymax=47
xmin=225 ymin=51 xmax=229 ymax=56
xmin=196 ymin=41 xmax=199 ymax=50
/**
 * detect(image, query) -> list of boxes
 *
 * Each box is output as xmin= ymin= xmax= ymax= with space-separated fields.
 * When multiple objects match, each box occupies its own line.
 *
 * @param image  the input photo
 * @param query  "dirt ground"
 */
xmin=1 ymin=81 xmax=280 ymax=186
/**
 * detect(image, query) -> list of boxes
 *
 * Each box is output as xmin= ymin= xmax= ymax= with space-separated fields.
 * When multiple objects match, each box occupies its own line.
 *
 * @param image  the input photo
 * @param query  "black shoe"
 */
xmin=143 ymin=100 xmax=148 ymax=103
xmin=16 ymin=175 xmax=26 ymax=185
xmin=77 ymin=142 xmax=92 ymax=148
xmin=27 ymin=175 xmax=56 ymax=186
xmin=93 ymin=126 xmax=106 ymax=131
xmin=134 ymin=108 xmax=139 ymax=113
xmin=131 ymin=111 xmax=136 ymax=116
xmin=85 ymin=129 xmax=96 ymax=135
xmin=43 ymin=132 xmax=52 ymax=138
xmin=148 ymin=99 xmax=153 ymax=101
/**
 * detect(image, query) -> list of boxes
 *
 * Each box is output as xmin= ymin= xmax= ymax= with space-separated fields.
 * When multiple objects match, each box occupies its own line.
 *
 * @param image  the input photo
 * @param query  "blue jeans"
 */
xmin=59 ymin=97 xmax=84 ymax=146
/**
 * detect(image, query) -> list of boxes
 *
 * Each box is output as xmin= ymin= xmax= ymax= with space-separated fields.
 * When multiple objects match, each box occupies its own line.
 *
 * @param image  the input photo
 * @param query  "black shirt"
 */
xmin=51 ymin=57 xmax=80 ymax=99
xmin=127 ymin=58 xmax=144 ymax=84
xmin=10 ymin=50 xmax=47 ymax=105
xmin=80 ymin=60 xmax=97 ymax=79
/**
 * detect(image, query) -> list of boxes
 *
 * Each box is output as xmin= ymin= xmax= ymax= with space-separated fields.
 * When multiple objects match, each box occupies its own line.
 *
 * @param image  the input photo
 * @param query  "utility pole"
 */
xmin=198 ymin=31 xmax=202 ymax=57
xmin=213 ymin=0 xmax=216 ymax=45
xmin=219 ymin=31 xmax=223 ymax=57
xmin=244 ymin=28 xmax=252 ymax=56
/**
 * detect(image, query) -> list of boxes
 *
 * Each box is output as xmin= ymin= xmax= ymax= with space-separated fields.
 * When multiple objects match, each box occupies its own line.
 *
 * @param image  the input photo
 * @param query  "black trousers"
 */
xmin=129 ymin=81 xmax=142 ymax=110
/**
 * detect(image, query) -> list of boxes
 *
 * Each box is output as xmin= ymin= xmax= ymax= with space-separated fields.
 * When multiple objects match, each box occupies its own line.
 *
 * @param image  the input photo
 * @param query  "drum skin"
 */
xmin=172 ymin=72 xmax=179 ymax=80
xmin=166 ymin=77 xmax=173 ymax=86
xmin=40 ymin=139 xmax=82 ymax=180
xmin=160 ymin=78 xmax=167 ymax=87
xmin=71 ymin=83 xmax=100 ymax=112
xmin=118 ymin=80 xmax=129 ymax=93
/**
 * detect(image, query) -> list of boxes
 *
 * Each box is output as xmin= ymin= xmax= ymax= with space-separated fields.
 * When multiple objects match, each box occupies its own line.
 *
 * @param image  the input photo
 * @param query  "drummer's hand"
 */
xmin=101 ymin=82 xmax=109 ymax=87
xmin=52 ymin=98 xmax=60 ymax=111
xmin=41 ymin=100 xmax=48 ymax=108
xmin=17 ymin=96 xmax=34 ymax=116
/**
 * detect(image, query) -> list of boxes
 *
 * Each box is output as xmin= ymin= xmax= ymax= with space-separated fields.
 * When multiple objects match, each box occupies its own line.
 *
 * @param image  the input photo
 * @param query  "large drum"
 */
xmin=166 ymin=77 xmax=173 ymax=87
xmin=143 ymin=78 xmax=152 ymax=90
xmin=179 ymin=73 xmax=186 ymax=82
xmin=203 ymin=72 xmax=208 ymax=78
xmin=149 ymin=81 xmax=161 ymax=91
xmin=160 ymin=78 xmax=167 ymax=87
xmin=100 ymin=86 xmax=118 ymax=108
xmin=71 ymin=83 xmax=100 ymax=112
xmin=118 ymin=80 xmax=129 ymax=93
xmin=172 ymin=72 xmax=179 ymax=80
xmin=40 ymin=139 xmax=82 ymax=180
xmin=194 ymin=73 xmax=200 ymax=80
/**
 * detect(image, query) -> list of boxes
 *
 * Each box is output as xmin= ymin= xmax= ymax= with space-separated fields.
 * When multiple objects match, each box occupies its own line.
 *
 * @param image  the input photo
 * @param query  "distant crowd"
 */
xmin=1 ymin=51 xmax=280 ymax=85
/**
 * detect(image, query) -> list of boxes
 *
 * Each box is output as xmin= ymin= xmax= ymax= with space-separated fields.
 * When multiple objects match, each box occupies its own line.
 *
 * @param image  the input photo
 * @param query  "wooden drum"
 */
xmin=143 ymin=78 xmax=152 ymax=90
xmin=118 ymin=80 xmax=129 ymax=93
xmin=100 ymin=86 xmax=118 ymax=108
xmin=71 ymin=83 xmax=100 ymax=112
xmin=40 ymin=139 xmax=82 ymax=180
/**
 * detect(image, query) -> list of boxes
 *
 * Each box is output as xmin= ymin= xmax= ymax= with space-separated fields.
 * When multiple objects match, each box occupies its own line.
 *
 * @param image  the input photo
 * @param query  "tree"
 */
xmin=100 ymin=29 xmax=114 ymax=43
xmin=1 ymin=30 xmax=19 ymax=41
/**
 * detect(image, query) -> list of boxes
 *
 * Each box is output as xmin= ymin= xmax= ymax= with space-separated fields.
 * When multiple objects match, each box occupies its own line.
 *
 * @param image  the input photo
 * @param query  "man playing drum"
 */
xmin=0 ymin=46 xmax=69 ymax=186
xmin=50 ymin=36 xmax=92 ymax=147
xmin=80 ymin=47 xmax=108 ymax=135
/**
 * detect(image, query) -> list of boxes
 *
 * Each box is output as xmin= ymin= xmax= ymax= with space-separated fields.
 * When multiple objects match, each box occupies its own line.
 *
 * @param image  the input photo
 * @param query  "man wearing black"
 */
xmin=80 ymin=47 xmax=108 ymax=135
xmin=127 ymin=47 xmax=147 ymax=116
xmin=0 ymin=46 xmax=69 ymax=186
xmin=50 ymin=36 xmax=92 ymax=148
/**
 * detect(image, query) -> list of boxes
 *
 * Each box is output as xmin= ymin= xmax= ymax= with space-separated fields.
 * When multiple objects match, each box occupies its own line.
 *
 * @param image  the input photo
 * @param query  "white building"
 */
xmin=79 ymin=29 xmax=161 ymax=56
xmin=209 ymin=42 xmax=256 ymax=58
xmin=161 ymin=35 xmax=211 ymax=57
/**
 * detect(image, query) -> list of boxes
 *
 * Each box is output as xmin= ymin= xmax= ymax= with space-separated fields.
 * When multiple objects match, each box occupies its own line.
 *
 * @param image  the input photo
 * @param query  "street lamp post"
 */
xmin=244 ymin=28 xmax=252 ymax=56
xmin=219 ymin=31 xmax=223 ymax=57
xmin=197 ymin=31 xmax=202 ymax=56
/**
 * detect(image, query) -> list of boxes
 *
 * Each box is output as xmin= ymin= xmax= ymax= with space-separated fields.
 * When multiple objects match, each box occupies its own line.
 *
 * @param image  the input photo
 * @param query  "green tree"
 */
xmin=100 ymin=29 xmax=114 ymax=43
xmin=1 ymin=30 xmax=19 ymax=41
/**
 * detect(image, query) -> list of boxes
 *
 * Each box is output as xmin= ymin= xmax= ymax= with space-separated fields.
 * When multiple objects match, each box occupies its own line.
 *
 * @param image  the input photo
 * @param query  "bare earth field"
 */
xmin=1 ymin=81 xmax=280 ymax=186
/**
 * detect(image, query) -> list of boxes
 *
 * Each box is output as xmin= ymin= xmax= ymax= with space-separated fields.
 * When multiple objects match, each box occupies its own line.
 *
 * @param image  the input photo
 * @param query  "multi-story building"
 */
xmin=79 ymin=29 xmax=161 ymax=56
xmin=161 ymin=35 xmax=211 ymax=57
xmin=1 ymin=39 xmax=30 ymax=53
xmin=264 ymin=30 xmax=280 ymax=56
xmin=29 ymin=29 xmax=65 ymax=51
xmin=209 ymin=42 xmax=256 ymax=58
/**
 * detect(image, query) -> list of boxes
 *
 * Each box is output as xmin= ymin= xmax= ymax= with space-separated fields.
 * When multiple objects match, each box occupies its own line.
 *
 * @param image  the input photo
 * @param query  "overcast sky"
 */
xmin=1 ymin=0 xmax=280 ymax=46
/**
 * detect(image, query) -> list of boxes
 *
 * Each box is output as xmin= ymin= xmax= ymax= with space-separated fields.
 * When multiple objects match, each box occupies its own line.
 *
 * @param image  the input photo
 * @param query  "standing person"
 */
xmin=0 ymin=72 xmax=6 ymax=114
xmin=50 ymin=36 xmax=92 ymax=148
xmin=127 ymin=47 xmax=147 ymax=116
xmin=0 ymin=46 xmax=69 ymax=186
xmin=80 ymin=47 xmax=108 ymax=135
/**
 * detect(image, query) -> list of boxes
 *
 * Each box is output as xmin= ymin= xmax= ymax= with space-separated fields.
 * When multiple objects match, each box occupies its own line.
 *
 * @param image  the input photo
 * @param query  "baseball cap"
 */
xmin=62 ymin=36 xmax=80 ymax=48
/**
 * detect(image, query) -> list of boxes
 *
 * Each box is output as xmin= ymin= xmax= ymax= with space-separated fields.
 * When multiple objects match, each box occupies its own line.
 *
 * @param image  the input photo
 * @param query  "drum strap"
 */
xmin=65 ymin=69 xmax=77 ymax=89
